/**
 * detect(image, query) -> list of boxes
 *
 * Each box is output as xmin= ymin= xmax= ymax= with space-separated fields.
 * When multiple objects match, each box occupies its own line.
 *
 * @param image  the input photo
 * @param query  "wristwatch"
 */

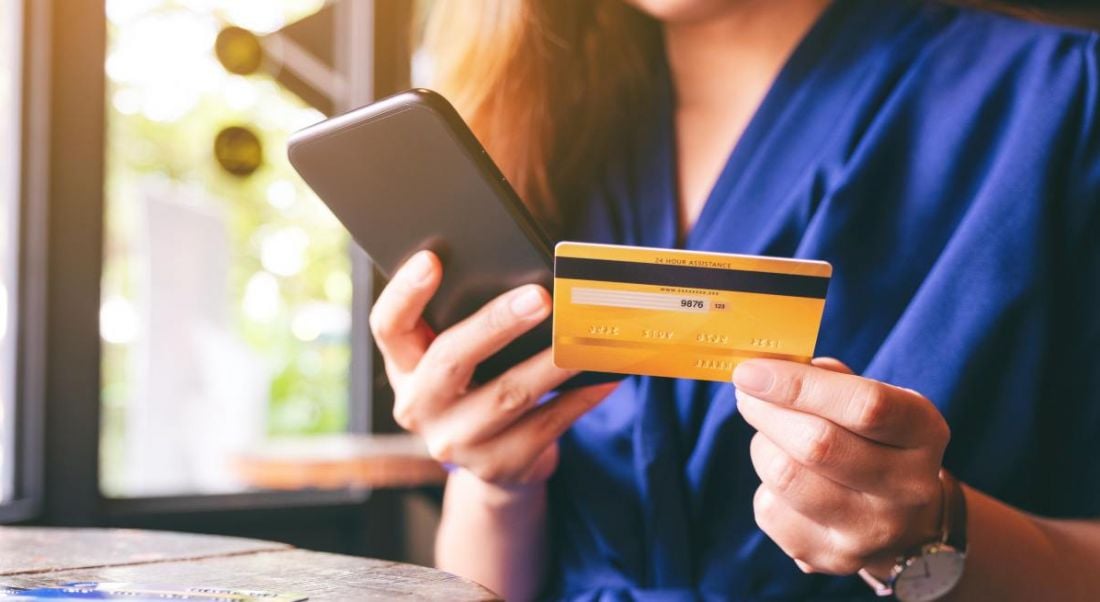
xmin=858 ymin=469 xmax=968 ymax=601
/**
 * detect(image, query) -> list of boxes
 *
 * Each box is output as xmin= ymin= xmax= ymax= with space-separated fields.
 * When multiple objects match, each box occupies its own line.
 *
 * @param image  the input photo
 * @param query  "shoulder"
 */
xmin=930 ymin=4 xmax=1098 ymax=63
xmin=924 ymin=4 xmax=1098 ymax=115
xmin=843 ymin=2 xmax=1098 ymax=154
xmin=933 ymin=6 xmax=1100 ymax=162
xmin=910 ymin=4 xmax=1098 ymax=104
xmin=821 ymin=4 xmax=1099 ymax=253
xmin=893 ymin=4 xmax=1099 ymax=227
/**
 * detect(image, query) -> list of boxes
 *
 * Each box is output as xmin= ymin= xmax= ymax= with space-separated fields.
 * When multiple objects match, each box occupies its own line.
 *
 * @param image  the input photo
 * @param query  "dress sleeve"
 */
xmin=1067 ymin=191 xmax=1100 ymax=517
xmin=1069 ymin=33 xmax=1100 ymax=233
xmin=1056 ymin=32 xmax=1100 ymax=517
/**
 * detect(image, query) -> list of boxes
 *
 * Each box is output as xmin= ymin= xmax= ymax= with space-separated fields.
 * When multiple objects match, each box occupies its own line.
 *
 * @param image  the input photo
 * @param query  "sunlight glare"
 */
xmin=100 ymin=296 xmax=140 ymax=345
xmin=243 ymin=271 xmax=282 ymax=323
xmin=260 ymin=226 xmax=310 ymax=277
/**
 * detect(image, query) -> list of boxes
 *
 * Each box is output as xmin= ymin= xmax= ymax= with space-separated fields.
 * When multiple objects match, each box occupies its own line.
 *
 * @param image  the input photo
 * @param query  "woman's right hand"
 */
xmin=370 ymin=250 xmax=617 ymax=489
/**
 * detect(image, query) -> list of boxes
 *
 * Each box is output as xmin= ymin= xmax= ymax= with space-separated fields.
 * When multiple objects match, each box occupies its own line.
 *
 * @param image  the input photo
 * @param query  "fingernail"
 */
xmin=733 ymin=362 xmax=773 ymax=394
xmin=509 ymin=286 xmax=547 ymax=318
xmin=403 ymin=251 xmax=434 ymax=285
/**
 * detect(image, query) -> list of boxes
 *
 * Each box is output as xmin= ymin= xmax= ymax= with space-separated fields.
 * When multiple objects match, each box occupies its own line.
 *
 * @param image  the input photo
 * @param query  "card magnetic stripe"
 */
xmin=554 ymin=257 xmax=830 ymax=299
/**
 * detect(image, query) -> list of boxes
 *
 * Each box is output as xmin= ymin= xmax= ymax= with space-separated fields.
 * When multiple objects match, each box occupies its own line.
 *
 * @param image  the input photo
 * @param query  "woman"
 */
xmin=370 ymin=0 xmax=1100 ymax=599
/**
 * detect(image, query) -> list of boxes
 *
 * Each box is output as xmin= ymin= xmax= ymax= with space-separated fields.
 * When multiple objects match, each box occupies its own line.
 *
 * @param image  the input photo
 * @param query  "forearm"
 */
xmin=946 ymin=485 xmax=1100 ymax=601
xmin=436 ymin=469 xmax=550 ymax=601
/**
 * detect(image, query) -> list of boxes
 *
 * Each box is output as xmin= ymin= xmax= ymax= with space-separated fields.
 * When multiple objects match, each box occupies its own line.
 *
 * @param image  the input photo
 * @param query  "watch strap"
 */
xmin=857 ymin=568 xmax=893 ymax=597
xmin=857 ymin=469 xmax=968 ymax=597
xmin=939 ymin=468 xmax=967 ymax=551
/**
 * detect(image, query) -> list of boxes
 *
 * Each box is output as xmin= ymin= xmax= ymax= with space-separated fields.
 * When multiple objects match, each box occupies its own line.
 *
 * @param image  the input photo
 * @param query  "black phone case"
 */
xmin=288 ymin=89 xmax=560 ymax=384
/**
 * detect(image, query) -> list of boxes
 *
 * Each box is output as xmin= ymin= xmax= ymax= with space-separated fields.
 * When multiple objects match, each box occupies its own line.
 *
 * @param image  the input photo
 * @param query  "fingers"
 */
xmin=733 ymin=359 xmax=949 ymax=449
xmin=753 ymin=459 xmax=940 ymax=576
xmin=369 ymin=251 xmax=441 ymax=373
xmin=749 ymin=432 xmax=870 ymax=525
xmin=741 ymin=358 xmax=952 ymax=577
xmin=753 ymin=486 xmax=867 ymax=576
xmin=737 ymin=390 xmax=921 ymax=493
xmin=403 ymin=284 xmax=552 ymax=421
xmin=436 ymin=284 xmax=551 ymax=366
xmin=428 ymin=349 xmax=578 ymax=447
xmin=444 ymin=382 xmax=618 ymax=483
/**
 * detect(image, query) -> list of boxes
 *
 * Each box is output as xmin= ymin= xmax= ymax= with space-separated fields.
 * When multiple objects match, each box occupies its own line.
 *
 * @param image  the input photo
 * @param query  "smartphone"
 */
xmin=288 ymin=89 xmax=555 ymax=383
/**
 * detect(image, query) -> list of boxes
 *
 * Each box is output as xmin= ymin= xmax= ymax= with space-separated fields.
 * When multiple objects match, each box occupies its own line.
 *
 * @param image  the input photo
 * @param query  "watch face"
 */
xmin=893 ymin=546 xmax=966 ymax=602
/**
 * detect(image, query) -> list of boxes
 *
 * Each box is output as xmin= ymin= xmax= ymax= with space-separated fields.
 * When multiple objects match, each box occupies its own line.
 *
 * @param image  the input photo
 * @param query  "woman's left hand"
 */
xmin=734 ymin=357 xmax=951 ymax=576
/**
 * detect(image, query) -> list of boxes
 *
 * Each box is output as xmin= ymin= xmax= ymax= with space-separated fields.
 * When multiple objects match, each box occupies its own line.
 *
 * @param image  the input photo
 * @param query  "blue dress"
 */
xmin=546 ymin=0 xmax=1100 ymax=599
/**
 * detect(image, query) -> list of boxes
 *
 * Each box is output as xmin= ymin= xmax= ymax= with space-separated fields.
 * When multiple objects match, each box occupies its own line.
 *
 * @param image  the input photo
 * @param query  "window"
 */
xmin=0 ymin=0 xmax=22 ymax=505
xmin=100 ymin=0 xmax=354 ymax=497
xmin=0 ymin=0 xmax=411 ymax=548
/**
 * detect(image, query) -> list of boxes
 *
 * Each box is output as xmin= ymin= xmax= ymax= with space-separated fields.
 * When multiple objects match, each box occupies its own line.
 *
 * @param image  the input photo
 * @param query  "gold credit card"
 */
xmin=552 ymin=242 xmax=832 ymax=382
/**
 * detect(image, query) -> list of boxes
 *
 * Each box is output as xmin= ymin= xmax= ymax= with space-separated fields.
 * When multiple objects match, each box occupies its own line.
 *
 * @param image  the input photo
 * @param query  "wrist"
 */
xmin=861 ymin=472 xmax=946 ymax=580
xmin=859 ymin=469 xmax=969 ymax=601
xmin=447 ymin=467 xmax=548 ymax=512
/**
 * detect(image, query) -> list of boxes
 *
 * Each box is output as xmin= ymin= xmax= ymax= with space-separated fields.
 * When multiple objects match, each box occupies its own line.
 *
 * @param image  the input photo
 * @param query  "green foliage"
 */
xmin=100 ymin=0 xmax=350 ymax=495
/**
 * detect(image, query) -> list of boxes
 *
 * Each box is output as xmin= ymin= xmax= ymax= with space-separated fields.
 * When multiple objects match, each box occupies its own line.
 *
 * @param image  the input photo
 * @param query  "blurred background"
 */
xmin=1 ymin=0 xmax=1098 ymax=568
xmin=2 ymin=0 xmax=447 ymax=563
xmin=99 ymin=0 xmax=347 ymax=499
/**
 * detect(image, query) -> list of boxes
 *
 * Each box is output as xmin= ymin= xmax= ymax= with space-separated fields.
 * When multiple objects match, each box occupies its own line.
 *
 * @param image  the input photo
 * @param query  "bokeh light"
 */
xmin=100 ymin=296 xmax=140 ymax=345
xmin=100 ymin=0 xmax=351 ymax=497
xmin=242 ymin=271 xmax=282 ymax=323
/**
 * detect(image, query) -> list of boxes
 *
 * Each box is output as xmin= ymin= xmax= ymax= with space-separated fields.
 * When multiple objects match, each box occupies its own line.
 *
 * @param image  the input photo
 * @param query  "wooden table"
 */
xmin=0 ymin=527 xmax=498 ymax=601
xmin=233 ymin=434 xmax=447 ymax=491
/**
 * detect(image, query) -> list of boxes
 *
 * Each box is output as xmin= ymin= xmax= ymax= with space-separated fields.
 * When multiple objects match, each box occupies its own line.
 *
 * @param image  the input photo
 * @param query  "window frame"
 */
xmin=0 ymin=0 xmax=45 ymax=525
xmin=11 ymin=0 xmax=413 ymax=535
xmin=0 ymin=0 xmax=17 ymax=510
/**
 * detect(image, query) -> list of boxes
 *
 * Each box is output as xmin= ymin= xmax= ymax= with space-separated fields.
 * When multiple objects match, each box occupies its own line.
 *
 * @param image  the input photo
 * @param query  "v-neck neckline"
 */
xmin=652 ymin=0 xmax=860 ymax=250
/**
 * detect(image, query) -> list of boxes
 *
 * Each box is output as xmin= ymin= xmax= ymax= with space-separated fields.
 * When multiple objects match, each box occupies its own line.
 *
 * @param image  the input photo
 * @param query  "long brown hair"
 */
xmin=422 ymin=1 xmax=662 ymax=232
